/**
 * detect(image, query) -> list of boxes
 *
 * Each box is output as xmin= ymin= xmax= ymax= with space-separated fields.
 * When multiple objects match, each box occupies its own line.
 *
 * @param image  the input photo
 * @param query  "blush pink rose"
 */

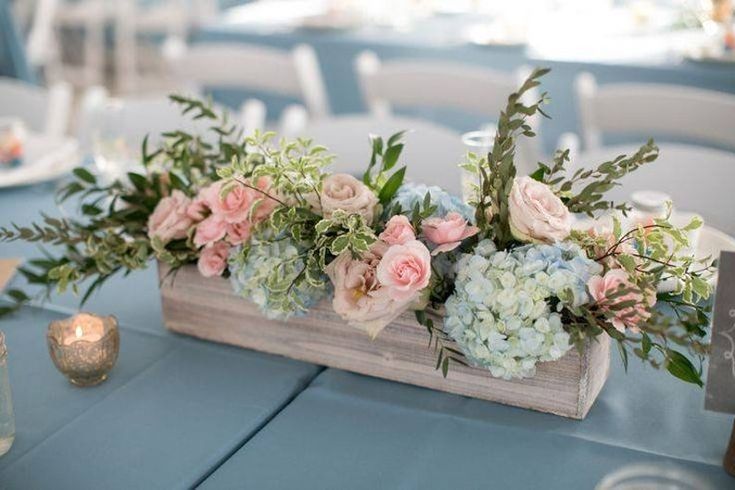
xmin=197 ymin=241 xmax=229 ymax=278
xmin=250 ymin=176 xmax=279 ymax=223
xmin=587 ymin=269 xmax=656 ymax=333
xmin=586 ymin=225 xmax=636 ymax=269
xmin=421 ymin=212 xmax=480 ymax=255
xmin=509 ymin=176 xmax=571 ymax=243
xmin=320 ymin=173 xmax=379 ymax=224
xmin=186 ymin=196 xmax=208 ymax=222
xmin=203 ymin=181 xmax=257 ymax=224
xmin=193 ymin=215 xmax=227 ymax=248
xmin=326 ymin=241 xmax=420 ymax=338
xmin=376 ymin=240 xmax=432 ymax=300
xmin=147 ymin=190 xmax=194 ymax=244
xmin=379 ymin=215 xmax=416 ymax=245
xmin=226 ymin=220 xmax=252 ymax=245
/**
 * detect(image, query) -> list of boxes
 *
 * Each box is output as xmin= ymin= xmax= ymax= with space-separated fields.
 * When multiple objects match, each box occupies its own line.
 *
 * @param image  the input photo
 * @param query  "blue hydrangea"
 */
xmin=391 ymin=183 xmax=474 ymax=222
xmin=444 ymin=240 xmax=602 ymax=379
xmin=229 ymin=231 xmax=328 ymax=320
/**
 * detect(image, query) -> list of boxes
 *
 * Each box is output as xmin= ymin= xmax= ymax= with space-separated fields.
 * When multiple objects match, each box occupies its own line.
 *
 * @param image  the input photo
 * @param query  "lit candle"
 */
xmin=47 ymin=313 xmax=119 ymax=386
xmin=62 ymin=315 xmax=104 ymax=345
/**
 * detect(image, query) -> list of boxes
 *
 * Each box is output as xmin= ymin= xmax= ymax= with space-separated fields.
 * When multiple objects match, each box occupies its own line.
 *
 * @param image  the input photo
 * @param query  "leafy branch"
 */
xmin=415 ymin=310 xmax=468 ymax=377
xmin=471 ymin=67 xmax=550 ymax=249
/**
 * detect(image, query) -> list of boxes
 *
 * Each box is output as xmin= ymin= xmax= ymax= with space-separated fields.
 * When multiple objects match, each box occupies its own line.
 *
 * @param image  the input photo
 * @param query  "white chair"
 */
xmin=113 ymin=0 xmax=219 ymax=93
xmin=40 ymin=0 xmax=108 ymax=88
xmin=298 ymin=114 xmax=466 ymax=195
xmin=0 ymin=77 xmax=72 ymax=137
xmin=575 ymin=72 xmax=735 ymax=151
xmin=354 ymin=51 xmax=540 ymax=172
xmin=166 ymin=42 xmax=331 ymax=120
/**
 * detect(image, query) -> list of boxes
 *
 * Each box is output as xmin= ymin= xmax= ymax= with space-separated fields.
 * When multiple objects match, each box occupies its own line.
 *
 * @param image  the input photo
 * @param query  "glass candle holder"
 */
xmin=47 ymin=313 xmax=120 ymax=387
xmin=461 ymin=130 xmax=495 ymax=203
xmin=0 ymin=332 xmax=15 ymax=457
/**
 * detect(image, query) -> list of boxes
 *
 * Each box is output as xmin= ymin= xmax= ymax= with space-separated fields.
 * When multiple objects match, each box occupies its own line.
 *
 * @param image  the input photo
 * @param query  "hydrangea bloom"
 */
xmin=229 ymin=231 xmax=328 ymax=320
xmin=391 ymin=183 xmax=474 ymax=222
xmin=444 ymin=240 xmax=602 ymax=379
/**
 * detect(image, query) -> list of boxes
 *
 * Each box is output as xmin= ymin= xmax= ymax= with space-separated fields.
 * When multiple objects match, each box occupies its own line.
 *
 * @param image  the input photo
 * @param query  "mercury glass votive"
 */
xmin=47 ymin=313 xmax=119 ymax=387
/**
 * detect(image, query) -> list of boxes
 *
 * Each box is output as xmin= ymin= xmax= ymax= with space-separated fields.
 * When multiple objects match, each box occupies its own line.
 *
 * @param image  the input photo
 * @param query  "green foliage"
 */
xmin=363 ymin=132 xmax=407 ymax=204
xmin=536 ymin=141 xmax=660 ymax=216
xmin=415 ymin=310 xmax=468 ymax=377
xmin=568 ymin=212 xmax=714 ymax=385
xmin=0 ymin=95 xmax=245 ymax=316
xmin=468 ymin=67 xmax=550 ymax=249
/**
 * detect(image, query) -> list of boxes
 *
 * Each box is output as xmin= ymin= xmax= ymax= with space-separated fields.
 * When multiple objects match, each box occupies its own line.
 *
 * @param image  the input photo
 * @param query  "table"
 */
xmin=195 ymin=5 xmax=735 ymax=154
xmin=0 ymin=181 xmax=734 ymax=488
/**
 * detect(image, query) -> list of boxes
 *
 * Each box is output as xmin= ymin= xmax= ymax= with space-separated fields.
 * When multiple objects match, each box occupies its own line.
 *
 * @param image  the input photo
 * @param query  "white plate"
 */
xmin=0 ymin=133 xmax=79 ymax=188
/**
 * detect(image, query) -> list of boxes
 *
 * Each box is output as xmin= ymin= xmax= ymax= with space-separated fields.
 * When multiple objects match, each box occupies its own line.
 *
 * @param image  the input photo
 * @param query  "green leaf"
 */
xmin=377 ymin=167 xmax=406 ymax=205
xmin=386 ymin=130 xmax=406 ymax=148
xmin=381 ymin=143 xmax=404 ymax=171
xmin=641 ymin=333 xmax=652 ymax=356
xmin=330 ymin=235 xmax=350 ymax=255
xmin=529 ymin=167 xmax=546 ymax=182
xmin=73 ymin=167 xmax=96 ymax=184
xmin=665 ymin=350 xmax=703 ymax=386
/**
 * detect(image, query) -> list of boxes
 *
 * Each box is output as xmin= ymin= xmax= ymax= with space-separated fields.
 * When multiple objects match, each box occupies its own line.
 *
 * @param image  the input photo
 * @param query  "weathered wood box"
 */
xmin=159 ymin=263 xmax=611 ymax=419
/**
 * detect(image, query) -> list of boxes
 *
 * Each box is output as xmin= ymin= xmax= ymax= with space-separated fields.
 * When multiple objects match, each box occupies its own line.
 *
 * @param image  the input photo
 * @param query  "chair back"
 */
xmin=354 ymin=51 xmax=540 ymax=170
xmin=0 ymin=77 xmax=71 ymax=136
xmin=168 ymin=42 xmax=330 ymax=118
xmin=298 ymin=115 xmax=466 ymax=195
xmin=575 ymin=72 xmax=735 ymax=151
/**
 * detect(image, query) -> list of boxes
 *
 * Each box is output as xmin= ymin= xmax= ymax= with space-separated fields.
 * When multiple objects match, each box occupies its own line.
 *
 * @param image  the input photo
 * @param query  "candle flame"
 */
xmin=75 ymin=326 xmax=83 ymax=338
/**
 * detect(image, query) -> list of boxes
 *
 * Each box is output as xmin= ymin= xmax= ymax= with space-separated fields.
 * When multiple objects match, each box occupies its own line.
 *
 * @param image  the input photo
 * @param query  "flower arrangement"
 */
xmin=1 ymin=70 xmax=715 ymax=386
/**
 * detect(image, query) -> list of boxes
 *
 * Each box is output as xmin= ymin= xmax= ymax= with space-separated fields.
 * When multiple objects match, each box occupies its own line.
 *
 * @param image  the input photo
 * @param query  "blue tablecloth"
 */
xmin=195 ymin=14 xmax=735 ymax=154
xmin=1 ymin=180 xmax=734 ymax=488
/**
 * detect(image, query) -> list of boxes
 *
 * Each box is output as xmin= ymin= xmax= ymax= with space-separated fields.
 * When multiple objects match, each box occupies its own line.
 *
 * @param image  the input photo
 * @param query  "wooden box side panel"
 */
xmin=159 ymin=264 xmax=610 ymax=419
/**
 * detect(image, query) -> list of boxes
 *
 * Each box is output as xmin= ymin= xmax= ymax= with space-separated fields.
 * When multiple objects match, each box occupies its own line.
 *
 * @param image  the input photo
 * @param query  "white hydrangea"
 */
xmin=444 ymin=240 xmax=602 ymax=379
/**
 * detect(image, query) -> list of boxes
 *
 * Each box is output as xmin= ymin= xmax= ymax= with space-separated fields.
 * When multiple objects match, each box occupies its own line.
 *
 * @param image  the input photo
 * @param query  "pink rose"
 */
xmin=379 ymin=215 xmax=416 ymax=245
xmin=250 ymin=176 xmax=279 ymax=223
xmin=197 ymin=241 xmax=229 ymax=278
xmin=587 ymin=269 xmax=656 ymax=333
xmin=147 ymin=190 xmax=194 ymax=244
xmin=186 ymin=196 xmax=208 ymax=222
xmin=193 ymin=215 xmax=227 ymax=248
xmin=320 ymin=173 xmax=379 ymax=224
xmin=509 ymin=176 xmax=571 ymax=243
xmin=376 ymin=240 xmax=432 ymax=300
xmin=226 ymin=220 xmax=252 ymax=245
xmin=203 ymin=181 xmax=257 ymax=224
xmin=326 ymin=240 xmax=424 ymax=338
xmin=421 ymin=212 xmax=480 ymax=255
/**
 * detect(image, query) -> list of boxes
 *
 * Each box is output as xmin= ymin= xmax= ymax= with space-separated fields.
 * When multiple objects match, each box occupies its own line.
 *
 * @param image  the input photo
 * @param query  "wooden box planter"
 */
xmin=158 ymin=263 xmax=611 ymax=419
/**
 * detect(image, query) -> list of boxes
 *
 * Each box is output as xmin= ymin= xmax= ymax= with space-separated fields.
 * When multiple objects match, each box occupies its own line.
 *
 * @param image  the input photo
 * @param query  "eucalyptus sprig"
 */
xmin=0 ymin=94 xmax=247 ymax=316
xmin=534 ymin=140 xmax=660 ymax=217
xmin=470 ymin=67 xmax=550 ymax=249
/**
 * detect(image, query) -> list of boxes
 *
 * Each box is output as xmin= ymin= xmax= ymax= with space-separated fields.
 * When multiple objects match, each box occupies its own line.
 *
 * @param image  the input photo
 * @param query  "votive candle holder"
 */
xmin=47 ymin=313 xmax=120 ymax=387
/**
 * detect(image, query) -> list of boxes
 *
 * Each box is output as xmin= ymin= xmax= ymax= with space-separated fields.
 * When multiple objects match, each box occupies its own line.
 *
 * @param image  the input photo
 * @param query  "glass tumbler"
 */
xmin=0 ymin=332 xmax=15 ymax=457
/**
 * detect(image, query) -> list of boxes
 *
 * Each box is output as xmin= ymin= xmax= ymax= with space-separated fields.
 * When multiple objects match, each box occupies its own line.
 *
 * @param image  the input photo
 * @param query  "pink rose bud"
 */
xmin=186 ymin=196 xmax=208 ymax=222
xmin=193 ymin=215 xmax=227 ymax=248
xmin=203 ymin=181 xmax=257 ymax=224
xmin=197 ymin=241 xmax=230 ymax=278
xmin=379 ymin=215 xmax=416 ymax=245
xmin=587 ymin=269 xmax=656 ymax=333
xmin=421 ymin=212 xmax=480 ymax=255
xmin=226 ymin=220 xmax=252 ymax=246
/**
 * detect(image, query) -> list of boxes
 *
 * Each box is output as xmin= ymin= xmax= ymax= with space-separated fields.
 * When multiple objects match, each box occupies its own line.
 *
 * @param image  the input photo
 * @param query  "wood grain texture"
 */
xmin=158 ymin=263 xmax=610 ymax=419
